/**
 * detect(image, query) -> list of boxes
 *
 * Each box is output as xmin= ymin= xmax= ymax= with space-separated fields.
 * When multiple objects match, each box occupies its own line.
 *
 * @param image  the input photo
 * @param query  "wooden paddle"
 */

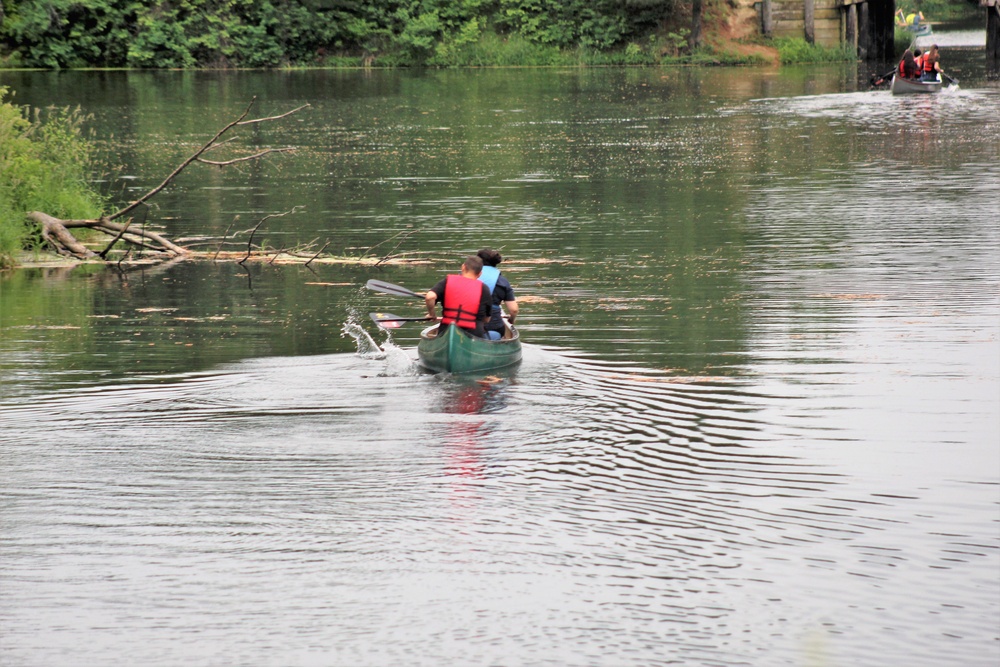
xmin=369 ymin=312 xmax=435 ymax=329
xmin=366 ymin=279 xmax=425 ymax=299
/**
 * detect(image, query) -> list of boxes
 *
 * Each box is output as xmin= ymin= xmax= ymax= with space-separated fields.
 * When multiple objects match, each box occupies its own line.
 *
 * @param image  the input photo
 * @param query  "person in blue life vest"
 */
xmin=425 ymin=255 xmax=493 ymax=338
xmin=476 ymin=247 xmax=519 ymax=341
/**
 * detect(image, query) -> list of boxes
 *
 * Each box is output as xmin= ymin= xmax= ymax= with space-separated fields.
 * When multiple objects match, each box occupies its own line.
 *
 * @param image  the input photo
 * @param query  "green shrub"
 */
xmin=0 ymin=87 xmax=104 ymax=268
xmin=776 ymin=37 xmax=854 ymax=64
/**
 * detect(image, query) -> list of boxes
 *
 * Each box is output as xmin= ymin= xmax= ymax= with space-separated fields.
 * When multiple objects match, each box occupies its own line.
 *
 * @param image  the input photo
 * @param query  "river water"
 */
xmin=1 ymin=46 xmax=999 ymax=666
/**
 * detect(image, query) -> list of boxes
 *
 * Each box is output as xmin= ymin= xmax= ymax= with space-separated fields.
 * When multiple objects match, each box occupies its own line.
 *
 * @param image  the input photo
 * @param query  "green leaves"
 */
xmin=0 ymin=0 xmax=690 ymax=68
xmin=0 ymin=87 xmax=104 ymax=266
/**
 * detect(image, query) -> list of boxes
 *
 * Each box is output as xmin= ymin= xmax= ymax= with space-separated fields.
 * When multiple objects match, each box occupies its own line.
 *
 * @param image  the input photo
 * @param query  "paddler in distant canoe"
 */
xmin=896 ymin=8 xmax=924 ymax=29
xmin=425 ymin=255 xmax=493 ymax=339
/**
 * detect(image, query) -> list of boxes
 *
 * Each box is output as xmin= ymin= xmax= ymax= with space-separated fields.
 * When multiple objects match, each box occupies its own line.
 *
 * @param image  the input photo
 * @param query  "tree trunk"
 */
xmin=28 ymin=212 xmax=98 ymax=259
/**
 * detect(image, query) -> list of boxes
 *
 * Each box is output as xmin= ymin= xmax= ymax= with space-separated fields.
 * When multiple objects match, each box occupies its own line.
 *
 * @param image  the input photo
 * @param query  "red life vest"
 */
xmin=923 ymin=54 xmax=935 ymax=73
xmin=441 ymin=275 xmax=483 ymax=330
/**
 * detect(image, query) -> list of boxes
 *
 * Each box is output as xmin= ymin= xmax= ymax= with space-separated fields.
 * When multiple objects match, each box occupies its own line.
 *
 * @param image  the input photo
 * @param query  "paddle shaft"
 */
xmin=872 ymin=67 xmax=896 ymax=85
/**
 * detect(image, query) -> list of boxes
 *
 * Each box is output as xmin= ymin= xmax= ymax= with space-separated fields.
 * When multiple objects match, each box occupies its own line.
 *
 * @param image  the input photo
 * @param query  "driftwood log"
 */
xmin=29 ymin=97 xmax=307 ymax=262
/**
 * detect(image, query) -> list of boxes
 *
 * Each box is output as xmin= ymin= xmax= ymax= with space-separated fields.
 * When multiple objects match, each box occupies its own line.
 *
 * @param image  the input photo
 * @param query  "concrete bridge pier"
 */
xmin=986 ymin=0 xmax=1000 ymax=63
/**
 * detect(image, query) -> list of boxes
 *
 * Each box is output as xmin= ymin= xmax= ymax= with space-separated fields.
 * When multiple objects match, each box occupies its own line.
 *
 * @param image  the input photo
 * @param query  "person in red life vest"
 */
xmin=476 ymin=247 xmax=519 ymax=340
xmin=921 ymin=44 xmax=943 ymax=81
xmin=913 ymin=49 xmax=923 ymax=72
xmin=425 ymin=255 xmax=493 ymax=338
xmin=898 ymin=49 xmax=920 ymax=80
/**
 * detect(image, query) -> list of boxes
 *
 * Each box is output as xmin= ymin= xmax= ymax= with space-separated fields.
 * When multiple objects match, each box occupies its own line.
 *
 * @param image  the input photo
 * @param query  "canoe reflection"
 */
xmin=439 ymin=380 xmax=511 ymax=511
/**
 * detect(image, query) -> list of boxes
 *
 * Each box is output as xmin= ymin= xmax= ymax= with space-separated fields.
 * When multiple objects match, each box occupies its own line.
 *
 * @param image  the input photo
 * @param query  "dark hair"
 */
xmin=476 ymin=248 xmax=502 ymax=267
xmin=463 ymin=255 xmax=484 ymax=274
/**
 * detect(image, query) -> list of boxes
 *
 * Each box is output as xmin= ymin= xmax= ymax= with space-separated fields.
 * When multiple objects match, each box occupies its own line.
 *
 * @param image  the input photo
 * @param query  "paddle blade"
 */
xmin=371 ymin=311 xmax=403 ymax=329
xmin=369 ymin=312 xmax=433 ymax=329
xmin=366 ymin=279 xmax=423 ymax=299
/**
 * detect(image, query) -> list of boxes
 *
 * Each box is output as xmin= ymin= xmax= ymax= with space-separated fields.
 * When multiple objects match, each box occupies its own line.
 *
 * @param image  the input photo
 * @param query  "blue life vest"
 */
xmin=479 ymin=266 xmax=500 ymax=293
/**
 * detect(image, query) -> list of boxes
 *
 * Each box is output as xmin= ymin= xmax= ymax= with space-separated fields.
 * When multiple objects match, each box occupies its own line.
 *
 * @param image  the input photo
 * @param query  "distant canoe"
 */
xmin=418 ymin=323 xmax=522 ymax=374
xmin=895 ymin=20 xmax=932 ymax=36
xmin=890 ymin=75 xmax=942 ymax=95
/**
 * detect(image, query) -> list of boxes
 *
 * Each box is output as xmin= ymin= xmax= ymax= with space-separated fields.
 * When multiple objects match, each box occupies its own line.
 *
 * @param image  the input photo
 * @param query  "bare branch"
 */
xmin=214 ymin=215 xmax=240 ymax=261
xmin=201 ymin=137 xmax=240 ymax=154
xmin=98 ymin=217 xmax=132 ymax=259
xmin=236 ymin=104 xmax=310 ymax=126
xmin=117 ymin=246 xmax=132 ymax=270
xmin=238 ymin=207 xmax=303 ymax=265
xmin=374 ymin=229 xmax=417 ymax=267
xmin=305 ymin=241 xmax=331 ymax=267
xmin=107 ymin=98 xmax=307 ymax=223
xmin=268 ymin=247 xmax=286 ymax=265
xmin=197 ymin=147 xmax=296 ymax=167
xmin=94 ymin=219 xmax=187 ymax=255
xmin=108 ymin=97 xmax=259 ymax=222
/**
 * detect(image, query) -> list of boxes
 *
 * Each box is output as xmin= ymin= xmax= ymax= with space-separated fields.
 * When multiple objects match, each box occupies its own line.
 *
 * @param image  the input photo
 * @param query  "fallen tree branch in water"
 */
xmin=238 ymin=207 xmax=302 ymax=266
xmin=97 ymin=218 xmax=132 ymax=260
xmin=305 ymin=241 xmax=331 ymax=268
xmin=26 ymin=98 xmax=308 ymax=264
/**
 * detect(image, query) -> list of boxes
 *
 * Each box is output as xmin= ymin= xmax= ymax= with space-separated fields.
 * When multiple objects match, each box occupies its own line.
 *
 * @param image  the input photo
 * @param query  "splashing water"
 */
xmin=379 ymin=337 xmax=422 ymax=377
xmin=341 ymin=315 xmax=422 ymax=375
xmin=341 ymin=319 xmax=386 ymax=360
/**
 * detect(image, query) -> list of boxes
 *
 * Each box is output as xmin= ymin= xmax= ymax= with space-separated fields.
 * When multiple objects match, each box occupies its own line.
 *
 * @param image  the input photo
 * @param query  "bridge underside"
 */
xmin=757 ymin=0 xmax=894 ymax=59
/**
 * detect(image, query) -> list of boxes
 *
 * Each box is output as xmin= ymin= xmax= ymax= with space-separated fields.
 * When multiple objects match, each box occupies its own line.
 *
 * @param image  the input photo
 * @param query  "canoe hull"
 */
xmin=890 ymin=75 xmax=941 ymax=95
xmin=418 ymin=324 xmax=522 ymax=374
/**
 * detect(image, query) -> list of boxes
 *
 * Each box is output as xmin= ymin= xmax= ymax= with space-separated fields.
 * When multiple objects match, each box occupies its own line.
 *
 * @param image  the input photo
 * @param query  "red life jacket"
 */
xmin=898 ymin=60 xmax=906 ymax=77
xmin=441 ymin=275 xmax=483 ymax=330
xmin=923 ymin=54 xmax=935 ymax=73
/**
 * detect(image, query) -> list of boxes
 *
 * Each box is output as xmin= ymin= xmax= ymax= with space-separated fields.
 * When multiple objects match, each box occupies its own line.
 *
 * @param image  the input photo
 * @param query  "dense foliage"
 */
xmin=0 ymin=87 xmax=103 ymax=268
xmin=0 ymin=0 xmax=699 ymax=68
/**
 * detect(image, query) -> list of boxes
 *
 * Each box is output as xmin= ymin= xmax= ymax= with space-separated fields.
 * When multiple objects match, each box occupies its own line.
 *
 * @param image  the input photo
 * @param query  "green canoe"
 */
xmin=417 ymin=323 xmax=522 ymax=374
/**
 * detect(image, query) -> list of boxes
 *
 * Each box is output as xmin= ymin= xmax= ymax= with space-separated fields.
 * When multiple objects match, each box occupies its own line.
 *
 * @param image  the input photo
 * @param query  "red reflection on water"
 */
xmin=441 ymin=381 xmax=505 ymax=514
